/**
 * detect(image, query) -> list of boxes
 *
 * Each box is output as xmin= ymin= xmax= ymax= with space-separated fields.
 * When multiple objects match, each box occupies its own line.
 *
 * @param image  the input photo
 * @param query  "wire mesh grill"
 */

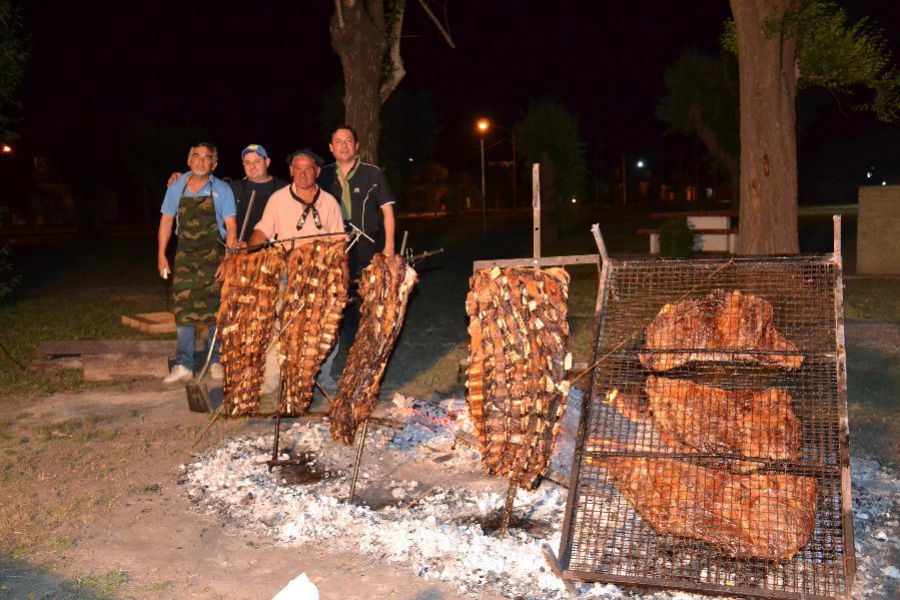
xmin=560 ymin=255 xmax=854 ymax=599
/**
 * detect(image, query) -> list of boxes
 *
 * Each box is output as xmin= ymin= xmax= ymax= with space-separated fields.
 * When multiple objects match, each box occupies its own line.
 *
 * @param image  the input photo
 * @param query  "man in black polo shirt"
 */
xmin=319 ymin=125 xmax=397 ymax=356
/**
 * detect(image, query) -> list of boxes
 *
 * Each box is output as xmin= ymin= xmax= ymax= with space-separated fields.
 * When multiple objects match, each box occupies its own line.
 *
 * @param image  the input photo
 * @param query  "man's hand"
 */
xmin=215 ymin=255 xmax=233 ymax=282
xmin=158 ymin=255 xmax=170 ymax=279
xmin=166 ymin=172 xmax=183 ymax=188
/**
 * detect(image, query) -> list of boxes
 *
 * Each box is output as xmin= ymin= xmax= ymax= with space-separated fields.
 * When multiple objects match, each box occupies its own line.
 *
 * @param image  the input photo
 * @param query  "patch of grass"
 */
xmin=145 ymin=580 xmax=175 ymax=593
xmin=60 ymin=569 xmax=128 ymax=599
xmin=844 ymin=278 xmax=900 ymax=323
xmin=15 ymin=412 xmax=31 ymax=420
xmin=36 ymin=418 xmax=84 ymax=441
xmin=75 ymin=429 xmax=120 ymax=444
xmin=51 ymin=537 xmax=75 ymax=552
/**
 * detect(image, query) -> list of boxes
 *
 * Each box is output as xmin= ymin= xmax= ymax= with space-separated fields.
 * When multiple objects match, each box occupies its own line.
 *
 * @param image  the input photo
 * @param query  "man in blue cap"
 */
xmin=231 ymin=144 xmax=288 ymax=235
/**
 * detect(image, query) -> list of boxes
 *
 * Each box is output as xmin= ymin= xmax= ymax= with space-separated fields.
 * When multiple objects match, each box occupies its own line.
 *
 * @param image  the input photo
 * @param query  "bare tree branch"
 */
xmin=380 ymin=1 xmax=406 ymax=103
xmin=334 ymin=0 xmax=345 ymax=29
xmin=417 ymin=0 xmax=456 ymax=48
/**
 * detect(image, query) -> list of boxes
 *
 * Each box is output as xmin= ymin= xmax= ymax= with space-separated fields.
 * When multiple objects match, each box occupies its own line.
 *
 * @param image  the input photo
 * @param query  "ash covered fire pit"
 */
xmin=559 ymin=219 xmax=856 ymax=599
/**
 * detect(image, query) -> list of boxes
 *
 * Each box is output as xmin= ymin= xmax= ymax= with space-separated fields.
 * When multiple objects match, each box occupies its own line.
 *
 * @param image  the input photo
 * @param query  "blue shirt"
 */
xmin=160 ymin=173 xmax=236 ymax=238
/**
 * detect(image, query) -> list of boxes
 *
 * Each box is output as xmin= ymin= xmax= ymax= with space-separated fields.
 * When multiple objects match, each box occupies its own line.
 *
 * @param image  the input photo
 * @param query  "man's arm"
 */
xmin=381 ymin=203 xmax=396 ymax=256
xmin=157 ymin=214 xmax=175 ymax=278
xmin=215 ymin=215 xmax=239 ymax=281
xmin=247 ymin=228 xmax=269 ymax=247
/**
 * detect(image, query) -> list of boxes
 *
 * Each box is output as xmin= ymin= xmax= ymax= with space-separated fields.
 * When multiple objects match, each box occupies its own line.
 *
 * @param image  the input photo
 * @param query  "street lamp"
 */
xmin=1 ymin=144 xmax=11 ymax=154
xmin=476 ymin=119 xmax=489 ymax=234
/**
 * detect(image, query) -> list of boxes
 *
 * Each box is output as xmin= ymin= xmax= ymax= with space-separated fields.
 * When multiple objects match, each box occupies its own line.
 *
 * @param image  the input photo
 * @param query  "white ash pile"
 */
xmin=180 ymin=392 xmax=898 ymax=599
xmin=850 ymin=454 xmax=900 ymax=599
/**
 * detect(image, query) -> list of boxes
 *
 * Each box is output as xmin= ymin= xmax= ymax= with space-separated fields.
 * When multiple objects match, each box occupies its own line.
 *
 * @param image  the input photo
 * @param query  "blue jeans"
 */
xmin=175 ymin=324 xmax=219 ymax=370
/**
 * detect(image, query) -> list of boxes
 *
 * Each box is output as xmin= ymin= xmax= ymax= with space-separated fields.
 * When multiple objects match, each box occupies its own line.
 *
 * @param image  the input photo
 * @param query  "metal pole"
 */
xmin=269 ymin=415 xmax=281 ymax=473
xmin=498 ymin=477 xmax=517 ymax=535
xmin=480 ymin=137 xmax=487 ymax=235
xmin=347 ymin=418 xmax=370 ymax=504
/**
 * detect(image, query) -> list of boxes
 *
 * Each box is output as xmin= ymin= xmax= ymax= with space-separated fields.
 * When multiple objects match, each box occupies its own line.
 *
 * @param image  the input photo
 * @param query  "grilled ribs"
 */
xmin=640 ymin=289 xmax=803 ymax=371
xmin=279 ymin=241 xmax=348 ymax=416
xmin=218 ymin=247 xmax=286 ymax=417
xmin=329 ymin=254 xmax=417 ymax=444
xmin=600 ymin=457 xmax=818 ymax=560
xmin=465 ymin=266 xmax=571 ymax=490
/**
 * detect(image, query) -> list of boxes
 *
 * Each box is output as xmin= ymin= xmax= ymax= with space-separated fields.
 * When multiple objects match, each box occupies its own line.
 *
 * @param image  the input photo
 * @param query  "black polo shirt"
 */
xmin=318 ymin=160 xmax=396 ymax=239
xmin=229 ymin=176 xmax=288 ymax=237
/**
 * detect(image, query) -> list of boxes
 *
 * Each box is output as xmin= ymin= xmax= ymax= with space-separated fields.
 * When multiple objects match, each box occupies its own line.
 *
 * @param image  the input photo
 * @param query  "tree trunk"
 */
xmin=688 ymin=104 xmax=740 ymax=203
xmin=330 ymin=1 xmax=389 ymax=163
xmin=731 ymin=0 xmax=798 ymax=255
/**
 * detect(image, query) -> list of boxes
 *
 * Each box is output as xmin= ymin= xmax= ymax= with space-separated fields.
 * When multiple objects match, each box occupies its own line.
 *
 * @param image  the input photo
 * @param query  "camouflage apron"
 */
xmin=173 ymin=180 xmax=221 ymax=326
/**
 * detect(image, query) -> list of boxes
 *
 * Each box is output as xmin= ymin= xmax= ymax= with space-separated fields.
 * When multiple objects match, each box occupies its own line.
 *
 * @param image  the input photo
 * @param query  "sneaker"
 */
xmin=209 ymin=363 xmax=223 ymax=381
xmin=163 ymin=364 xmax=193 ymax=384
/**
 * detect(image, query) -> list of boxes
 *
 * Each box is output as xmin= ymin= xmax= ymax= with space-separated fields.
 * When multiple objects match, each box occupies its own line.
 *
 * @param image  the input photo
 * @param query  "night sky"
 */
xmin=17 ymin=0 xmax=900 ymax=189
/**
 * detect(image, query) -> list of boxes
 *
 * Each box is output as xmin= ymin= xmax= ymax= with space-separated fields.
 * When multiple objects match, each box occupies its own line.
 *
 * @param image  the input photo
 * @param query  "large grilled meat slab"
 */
xmin=465 ymin=266 xmax=571 ymax=490
xmin=643 ymin=376 xmax=803 ymax=461
xmin=278 ymin=241 xmax=347 ymax=416
xmin=600 ymin=457 xmax=818 ymax=560
xmin=639 ymin=289 xmax=803 ymax=371
xmin=218 ymin=247 xmax=285 ymax=417
xmin=329 ymin=254 xmax=417 ymax=444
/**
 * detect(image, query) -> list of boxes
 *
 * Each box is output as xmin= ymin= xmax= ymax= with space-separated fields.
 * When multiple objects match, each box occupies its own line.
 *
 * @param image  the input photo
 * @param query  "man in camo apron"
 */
xmin=157 ymin=143 xmax=237 ymax=383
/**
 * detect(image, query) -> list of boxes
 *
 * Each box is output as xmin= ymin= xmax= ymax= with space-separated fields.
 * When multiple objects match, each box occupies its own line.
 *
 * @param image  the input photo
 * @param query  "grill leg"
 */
xmin=348 ymin=418 xmax=370 ymax=504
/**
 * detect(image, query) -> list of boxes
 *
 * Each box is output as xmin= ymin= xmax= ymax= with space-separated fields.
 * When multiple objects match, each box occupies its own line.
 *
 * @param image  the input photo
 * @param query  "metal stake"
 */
xmin=498 ymin=477 xmax=518 ymax=535
xmin=347 ymin=418 xmax=370 ymax=504
xmin=268 ymin=415 xmax=282 ymax=473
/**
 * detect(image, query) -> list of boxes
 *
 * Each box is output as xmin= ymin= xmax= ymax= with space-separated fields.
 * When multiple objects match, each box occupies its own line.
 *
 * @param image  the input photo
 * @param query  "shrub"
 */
xmin=659 ymin=218 xmax=694 ymax=259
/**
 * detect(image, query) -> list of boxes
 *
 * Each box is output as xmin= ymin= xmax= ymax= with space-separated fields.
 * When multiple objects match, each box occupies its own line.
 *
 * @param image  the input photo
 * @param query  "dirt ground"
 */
xmin=0 ymin=383 xmax=495 ymax=599
xmin=0 ymin=321 xmax=895 ymax=599
xmin=1 ymin=212 xmax=897 ymax=599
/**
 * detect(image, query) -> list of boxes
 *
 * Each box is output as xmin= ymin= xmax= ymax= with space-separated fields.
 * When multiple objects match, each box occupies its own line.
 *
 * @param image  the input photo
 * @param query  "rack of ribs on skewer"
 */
xmin=278 ymin=240 xmax=347 ymax=417
xmin=218 ymin=247 xmax=285 ymax=417
xmin=465 ymin=266 xmax=571 ymax=490
xmin=329 ymin=254 xmax=418 ymax=444
xmin=595 ymin=457 xmax=818 ymax=560
xmin=639 ymin=289 xmax=803 ymax=371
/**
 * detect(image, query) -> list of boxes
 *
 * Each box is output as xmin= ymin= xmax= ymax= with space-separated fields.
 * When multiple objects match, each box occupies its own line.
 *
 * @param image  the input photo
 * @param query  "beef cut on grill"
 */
xmin=218 ymin=247 xmax=285 ymax=416
xmin=278 ymin=241 xmax=347 ymax=416
xmin=642 ymin=376 xmax=803 ymax=461
xmin=465 ymin=266 xmax=571 ymax=490
xmin=640 ymin=289 xmax=803 ymax=371
xmin=329 ymin=254 xmax=417 ymax=444
xmin=598 ymin=457 xmax=818 ymax=560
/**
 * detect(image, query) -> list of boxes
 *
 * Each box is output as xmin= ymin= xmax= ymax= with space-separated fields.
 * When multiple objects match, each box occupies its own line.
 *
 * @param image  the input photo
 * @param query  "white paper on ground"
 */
xmin=272 ymin=572 xmax=319 ymax=600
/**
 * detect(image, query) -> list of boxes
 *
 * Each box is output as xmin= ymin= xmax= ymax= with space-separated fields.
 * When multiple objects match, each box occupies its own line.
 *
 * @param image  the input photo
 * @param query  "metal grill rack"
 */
xmin=559 ymin=218 xmax=854 ymax=599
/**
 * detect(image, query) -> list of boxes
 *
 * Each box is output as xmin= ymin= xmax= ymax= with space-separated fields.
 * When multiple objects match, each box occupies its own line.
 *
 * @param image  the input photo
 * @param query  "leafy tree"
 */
xmin=0 ymin=0 xmax=27 ymax=142
xmin=515 ymin=96 xmax=587 ymax=236
xmin=656 ymin=49 xmax=740 ymax=200
xmin=727 ymin=0 xmax=899 ymax=254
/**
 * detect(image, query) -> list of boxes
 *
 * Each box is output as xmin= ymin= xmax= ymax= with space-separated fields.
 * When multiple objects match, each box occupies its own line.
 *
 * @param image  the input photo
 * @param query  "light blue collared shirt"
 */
xmin=160 ymin=173 xmax=236 ymax=238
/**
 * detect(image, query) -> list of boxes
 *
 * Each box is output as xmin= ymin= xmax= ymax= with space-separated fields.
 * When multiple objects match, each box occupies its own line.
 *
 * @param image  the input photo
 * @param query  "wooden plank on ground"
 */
xmin=121 ymin=311 xmax=175 ymax=334
xmin=37 ymin=340 xmax=173 ymax=358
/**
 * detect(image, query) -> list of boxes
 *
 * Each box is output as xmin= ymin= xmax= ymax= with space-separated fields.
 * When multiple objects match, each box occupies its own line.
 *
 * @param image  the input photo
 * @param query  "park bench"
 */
xmin=639 ymin=210 xmax=739 ymax=254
